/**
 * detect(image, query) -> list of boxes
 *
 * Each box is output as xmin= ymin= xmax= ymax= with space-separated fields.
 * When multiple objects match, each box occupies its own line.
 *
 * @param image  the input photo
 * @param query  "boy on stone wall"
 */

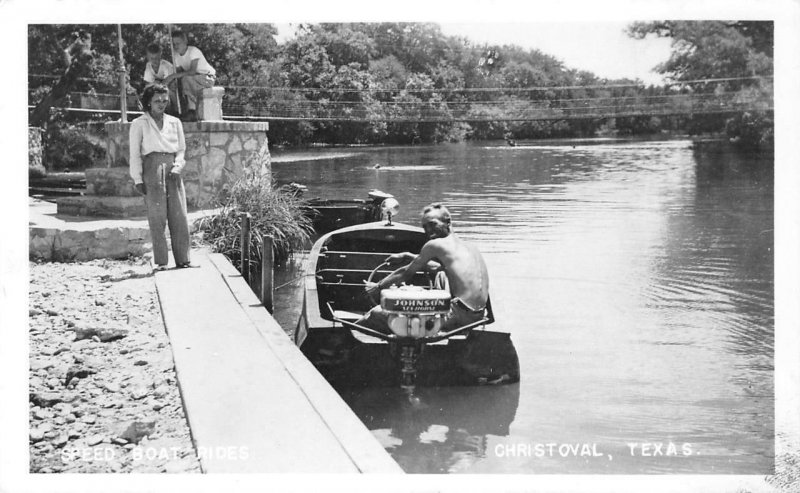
xmin=142 ymin=43 xmax=178 ymax=115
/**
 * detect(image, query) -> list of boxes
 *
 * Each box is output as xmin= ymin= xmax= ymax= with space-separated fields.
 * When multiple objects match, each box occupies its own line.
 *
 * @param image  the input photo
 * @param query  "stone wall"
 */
xmin=85 ymin=167 xmax=137 ymax=196
xmin=104 ymin=121 xmax=270 ymax=208
xmin=30 ymin=226 xmax=150 ymax=262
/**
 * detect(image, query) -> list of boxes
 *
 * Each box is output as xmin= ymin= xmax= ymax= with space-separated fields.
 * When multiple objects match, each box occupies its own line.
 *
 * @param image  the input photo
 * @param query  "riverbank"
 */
xmin=28 ymin=257 xmax=200 ymax=473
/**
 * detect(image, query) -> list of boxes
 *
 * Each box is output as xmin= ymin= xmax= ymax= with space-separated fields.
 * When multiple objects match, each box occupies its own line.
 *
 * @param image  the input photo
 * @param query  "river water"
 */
xmin=269 ymin=139 xmax=774 ymax=474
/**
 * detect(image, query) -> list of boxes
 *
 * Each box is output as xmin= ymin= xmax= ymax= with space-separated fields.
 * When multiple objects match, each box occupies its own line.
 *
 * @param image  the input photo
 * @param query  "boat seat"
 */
xmin=317 ymin=268 xmax=431 ymax=287
xmin=319 ymin=250 xmax=417 ymax=271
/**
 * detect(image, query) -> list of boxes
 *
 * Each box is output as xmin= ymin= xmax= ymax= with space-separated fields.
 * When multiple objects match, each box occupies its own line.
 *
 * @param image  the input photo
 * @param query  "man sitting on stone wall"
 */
xmin=162 ymin=30 xmax=216 ymax=122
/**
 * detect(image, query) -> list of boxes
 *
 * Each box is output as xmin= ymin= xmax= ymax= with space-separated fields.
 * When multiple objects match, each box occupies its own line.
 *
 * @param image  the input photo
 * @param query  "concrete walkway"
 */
xmin=28 ymin=198 xmax=217 ymax=262
xmin=153 ymin=249 xmax=402 ymax=473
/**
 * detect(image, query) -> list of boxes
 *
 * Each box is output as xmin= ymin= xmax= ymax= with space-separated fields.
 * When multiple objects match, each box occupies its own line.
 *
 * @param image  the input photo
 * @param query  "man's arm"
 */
xmin=365 ymin=241 xmax=441 ymax=296
xmin=386 ymin=251 xmax=442 ymax=271
xmin=165 ymin=58 xmax=200 ymax=82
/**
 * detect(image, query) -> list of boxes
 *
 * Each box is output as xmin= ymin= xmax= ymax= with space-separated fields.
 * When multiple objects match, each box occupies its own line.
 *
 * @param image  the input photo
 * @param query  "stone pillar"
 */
xmin=182 ymin=121 xmax=270 ymax=208
xmin=198 ymin=87 xmax=225 ymax=121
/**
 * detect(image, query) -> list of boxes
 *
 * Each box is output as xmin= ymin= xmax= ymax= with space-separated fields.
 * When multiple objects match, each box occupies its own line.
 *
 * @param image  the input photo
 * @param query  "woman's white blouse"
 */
xmin=128 ymin=113 xmax=186 ymax=184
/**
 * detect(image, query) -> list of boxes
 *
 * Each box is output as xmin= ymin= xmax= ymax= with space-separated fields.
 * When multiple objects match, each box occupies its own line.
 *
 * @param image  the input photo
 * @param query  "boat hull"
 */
xmin=299 ymin=328 xmax=519 ymax=388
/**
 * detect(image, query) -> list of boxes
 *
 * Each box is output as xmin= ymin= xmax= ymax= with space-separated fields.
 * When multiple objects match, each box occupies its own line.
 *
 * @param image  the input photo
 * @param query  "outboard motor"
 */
xmin=367 ymin=190 xmax=396 ymax=222
xmin=381 ymin=285 xmax=451 ymax=388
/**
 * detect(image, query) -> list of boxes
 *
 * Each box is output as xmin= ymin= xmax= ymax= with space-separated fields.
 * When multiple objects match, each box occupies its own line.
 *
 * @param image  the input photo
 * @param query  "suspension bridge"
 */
xmin=223 ymin=89 xmax=773 ymax=123
xmin=31 ymin=76 xmax=773 ymax=123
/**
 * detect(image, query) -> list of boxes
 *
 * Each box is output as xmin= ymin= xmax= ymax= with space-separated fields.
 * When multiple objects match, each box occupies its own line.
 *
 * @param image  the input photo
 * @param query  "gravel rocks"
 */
xmin=64 ymin=365 xmax=97 ymax=386
xmin=117 ymin=420 xmax=156 ymax=444
xmin=29 ymin=258 xmax=200 ymax=474
xmin=52 ymin=433 xmax=69 ymax=448
xmin=30 ymin=391 xmax=64 ymax=408
xmin=30 ymin=428 xmax=46 ymax=443
xmin=85 ymin=434 xmax=105 ymax=446
xmin=74 ymin=327 xmax=129 ymax=342
xmin=129 ymin=386 xmax=150 ymax=400
xmin=99 ymin=381 xmax=121 ymax=393
xmin=30 ymin=360 xmax=54 ymax=372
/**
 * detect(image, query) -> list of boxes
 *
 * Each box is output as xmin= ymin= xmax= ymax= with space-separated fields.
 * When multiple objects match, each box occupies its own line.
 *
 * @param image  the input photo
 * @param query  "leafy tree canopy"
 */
xmin=627 ymin=21 xmax=773 ymax=83
xmin=28 ymin=22 xmax=773 ymax=148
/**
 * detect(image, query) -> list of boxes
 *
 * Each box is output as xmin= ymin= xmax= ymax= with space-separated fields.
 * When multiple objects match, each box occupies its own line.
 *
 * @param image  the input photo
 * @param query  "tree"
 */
xmin=500 ymin=61 xmax=547 ymax=89
xmin=33 ymin=22 xmax=686 ymax=147
xmin=29 ymin=23 xmax=283 ymax=112
xmin=369 ymin=55 xmax=408 ymax=94
xmin=314 ymin=24 xmax=376 ymax=68
xmin=628 ymin=21 xmax=772 ymax=85
xmin=29 ymin=29 xmax=96 ymax=127
xmin=628 ymin=21 xmax=773 ymax=149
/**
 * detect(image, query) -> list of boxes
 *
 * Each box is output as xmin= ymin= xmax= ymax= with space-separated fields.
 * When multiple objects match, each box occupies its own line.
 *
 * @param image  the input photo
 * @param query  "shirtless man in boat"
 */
xmin=358 ymin=203 xmax=489 ymax=333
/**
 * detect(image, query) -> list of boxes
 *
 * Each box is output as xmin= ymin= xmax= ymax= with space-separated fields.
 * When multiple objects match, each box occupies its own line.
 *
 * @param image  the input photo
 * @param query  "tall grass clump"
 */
xmin=195 ymin=167 xmax=313 ymax=269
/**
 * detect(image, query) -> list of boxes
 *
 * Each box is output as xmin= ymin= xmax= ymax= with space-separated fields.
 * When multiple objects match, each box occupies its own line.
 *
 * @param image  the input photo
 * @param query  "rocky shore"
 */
xmin=29 ymin=257 xmax=200 ymax=473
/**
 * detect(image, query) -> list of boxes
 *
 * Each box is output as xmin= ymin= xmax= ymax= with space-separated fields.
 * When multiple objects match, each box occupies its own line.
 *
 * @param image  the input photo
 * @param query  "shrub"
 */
xmin=725 ymin=111 xmax=774 ymax=151
xmin=195 ymin=168 xmax=313 ymax=268
xmin=44 ymin=121 xmax=106 ymax=171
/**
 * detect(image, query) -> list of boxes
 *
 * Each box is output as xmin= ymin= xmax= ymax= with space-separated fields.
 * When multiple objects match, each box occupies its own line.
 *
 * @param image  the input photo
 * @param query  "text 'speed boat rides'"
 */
xmin=294 ymin=198 xmax=520 ymax=389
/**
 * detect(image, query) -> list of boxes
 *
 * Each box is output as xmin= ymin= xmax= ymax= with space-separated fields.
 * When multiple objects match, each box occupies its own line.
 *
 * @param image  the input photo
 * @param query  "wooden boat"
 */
xmin=282 ymin=183 xmax=395 ymax=235
xmin=294 ymin=206 xmax=520 ymax=389
xmin=305 ymin=190 xmax=393 ymax=235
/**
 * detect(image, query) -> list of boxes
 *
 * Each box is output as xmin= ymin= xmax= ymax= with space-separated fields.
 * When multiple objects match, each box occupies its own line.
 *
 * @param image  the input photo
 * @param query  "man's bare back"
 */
xmin=357 ymin=203 xmax=490 ymax=334
xmin=420 ymin=234 xmax=489 ymax=311
xmin=362 ymin=203 xmax=490 ymax=316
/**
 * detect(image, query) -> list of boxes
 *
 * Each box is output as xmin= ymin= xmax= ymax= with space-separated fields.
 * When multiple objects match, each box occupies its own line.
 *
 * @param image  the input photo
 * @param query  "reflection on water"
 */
xmin=271 ymin=139 xmax=773 ymax=474
xmin=338 ymin=385 xmax=520 ymax=474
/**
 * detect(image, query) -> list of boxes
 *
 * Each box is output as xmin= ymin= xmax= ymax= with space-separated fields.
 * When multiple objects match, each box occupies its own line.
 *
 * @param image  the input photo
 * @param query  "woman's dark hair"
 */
xmin=141 ymin=83 xmax=169 ymax=111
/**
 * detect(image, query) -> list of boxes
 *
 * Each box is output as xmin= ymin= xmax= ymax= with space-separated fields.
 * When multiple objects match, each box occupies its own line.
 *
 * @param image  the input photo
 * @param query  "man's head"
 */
xmin=421 ymin=203 xmax=452 ymax=239
xmin=171 ymin=30 xmax=188 ymax=55
xmin=146 ymin=43 xmax=162 ymax=67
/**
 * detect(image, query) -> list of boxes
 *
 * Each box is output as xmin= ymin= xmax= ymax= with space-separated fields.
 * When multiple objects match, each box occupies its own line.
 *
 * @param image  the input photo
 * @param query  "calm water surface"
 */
xmin=270 ymin=140 xmax=773 ymax=474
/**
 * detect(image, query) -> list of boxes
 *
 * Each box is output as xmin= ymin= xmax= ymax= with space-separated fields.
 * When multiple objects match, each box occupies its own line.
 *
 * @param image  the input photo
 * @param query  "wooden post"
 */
xmin=261 ymin=235 xmax=274 ymax=313
xmin=240 ymin=213 xmax=251 ymax=284
xmin=116 ymin=25 xmax=127 ymax=122
xmin=168 ymin=24 xmax=182 ymax=115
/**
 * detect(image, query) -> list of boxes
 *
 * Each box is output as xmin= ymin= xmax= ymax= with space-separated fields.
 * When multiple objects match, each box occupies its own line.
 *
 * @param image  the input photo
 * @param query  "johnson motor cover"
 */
xmin=381 ymin=285 xmax=451 ymax=338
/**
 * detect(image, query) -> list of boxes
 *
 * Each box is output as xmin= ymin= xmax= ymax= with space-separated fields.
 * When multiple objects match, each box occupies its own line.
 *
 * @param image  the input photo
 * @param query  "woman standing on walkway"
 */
xmin=129 ymin=83 xmax=193 ymax=269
